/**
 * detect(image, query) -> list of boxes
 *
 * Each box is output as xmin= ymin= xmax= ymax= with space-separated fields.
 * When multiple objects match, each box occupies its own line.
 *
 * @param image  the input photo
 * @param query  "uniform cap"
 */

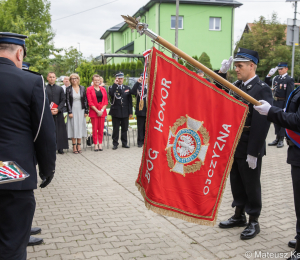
xmin=278 ymin=62 xmax=288 ymax=69
xmin=0 ymin=32 xmax=28 ymax=57
xmin=22 ymin=62 xmax=30 ymax=70
xmin=234 ymin=48 xmax=259 ymax=65
xmin=115 ymin=72 xmax=124 ymax=78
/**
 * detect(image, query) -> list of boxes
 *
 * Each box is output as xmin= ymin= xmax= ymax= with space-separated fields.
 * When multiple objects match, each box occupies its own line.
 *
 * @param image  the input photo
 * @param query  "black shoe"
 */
xmin=268 ymin=139 xmax=279 ymax=146
xmin=277 ymin=140 xmax=284 ymax=148
xmin=94 ymin=149 xmax=99 ymax=152
xmin=289 ymin=240 xmax=297 ymax=249
xmin=112 ymin=145 xmax=118 ymax=150
xmin=288 ymin=240 xmax=300 ymax=259
xmin=58 ymin=149 xmax=64 ymax=154
xmin=240 ymin=216 xmax=260 ymax=240
xmin=27 ymin=236 xmax=43 ymax=246
xmin=99 ymin=149 xmax=103 ymax=151
xmin=138 ymin=144 xmax=143 ymax=148
xmin=30 ymin=227 xmax=41 ymax=235
xmin=219 ymin=215 xmax=247 ymax=228
xmin=122 ymin=144 xmax=130 ymax=148
xmin=219 ymin=207 xmax=247 ymax=229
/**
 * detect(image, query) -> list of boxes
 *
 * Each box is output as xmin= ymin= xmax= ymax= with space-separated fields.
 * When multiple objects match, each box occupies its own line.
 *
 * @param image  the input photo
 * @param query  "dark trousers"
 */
xmin=230 ymin=157 xmax=262 ymax=217
xmin=112 ymin=116 xmax=129 ymax=146
xmin=273 ymin=100 xmax=285 ymax=138
xmin=0 ymin=190 xmax=36 ymax=260
xmin=291 ymin=165 xmax=300 ymax=240
xmin=274 ymin=123 xmax=285 ymax=139
xmin=137 ymin=116 xmax=146 ymax=146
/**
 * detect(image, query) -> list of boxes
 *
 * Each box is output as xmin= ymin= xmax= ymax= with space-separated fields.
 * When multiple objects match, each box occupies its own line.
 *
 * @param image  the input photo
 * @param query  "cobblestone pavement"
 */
xmin=28 ymin=124 xmax=296 ymax=260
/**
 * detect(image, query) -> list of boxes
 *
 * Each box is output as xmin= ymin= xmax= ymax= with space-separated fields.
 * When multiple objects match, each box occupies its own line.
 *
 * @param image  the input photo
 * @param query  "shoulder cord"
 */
xmin=33 ymin=75 xmax=46 ymax=142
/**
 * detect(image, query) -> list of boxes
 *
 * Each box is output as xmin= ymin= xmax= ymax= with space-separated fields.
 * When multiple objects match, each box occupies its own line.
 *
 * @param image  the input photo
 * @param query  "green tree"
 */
xmin=49 ymin=47 xmax=82 ymax=76
xmin=76 ymin=61 xmax=94 ymax=88
xmin=236 ymin=13 xmax=292 ymax=77
xmin=111 ymin=63 xmax=116 ymax=77
xmin=198 ymin=52 xmax=212 ymax=70
xmin=116 ymin=63 xmax=121 ymax=72
xmin=136 ymin=60 xmax=144 ymax=76
xmin=0 ymin=0 xmax=57 ymax=77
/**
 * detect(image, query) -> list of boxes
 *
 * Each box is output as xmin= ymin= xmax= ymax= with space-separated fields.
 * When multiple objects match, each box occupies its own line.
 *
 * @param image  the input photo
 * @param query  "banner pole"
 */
xmin=122 ymin=15 xmax=261 ymax=106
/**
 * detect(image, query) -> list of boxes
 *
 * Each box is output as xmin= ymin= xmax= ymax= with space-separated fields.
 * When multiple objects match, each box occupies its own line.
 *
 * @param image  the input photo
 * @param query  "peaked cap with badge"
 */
xmin=234 ymin=48 xmax=259 ymax=65
xmin=0 ymin=32 xmax=28 ymax=57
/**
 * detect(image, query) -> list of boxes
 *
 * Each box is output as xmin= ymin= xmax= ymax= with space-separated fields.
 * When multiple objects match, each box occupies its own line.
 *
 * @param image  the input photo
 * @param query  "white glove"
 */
xmin=246 ymin=155 xmax=257 ymax=170
xmin=267 ymin=67 xmax=278 ymax=77
xmin=220 ymin=56 xmax=233 ymax=73
xmin=253 ymin=100 xmax=272 ymax=116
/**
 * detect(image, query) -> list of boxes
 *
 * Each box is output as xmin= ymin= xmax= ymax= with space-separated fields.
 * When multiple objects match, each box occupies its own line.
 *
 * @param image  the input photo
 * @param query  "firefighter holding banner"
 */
xmin=254 ymin=87 xmax=300 ymax=260
xmin=217 ymin=48 xmax=273 ymax=240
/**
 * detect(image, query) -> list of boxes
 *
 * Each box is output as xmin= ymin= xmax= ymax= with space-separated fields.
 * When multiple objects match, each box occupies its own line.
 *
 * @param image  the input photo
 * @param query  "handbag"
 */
xmin=86 ymin=118 xmax=93 ymax=146
xmin=86 ymin=135 xmax=93 ymax=146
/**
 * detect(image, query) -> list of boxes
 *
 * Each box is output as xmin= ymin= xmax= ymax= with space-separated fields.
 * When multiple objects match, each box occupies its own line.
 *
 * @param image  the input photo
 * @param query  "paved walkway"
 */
xmin=28 ymin=124 xmax=296 ymax=260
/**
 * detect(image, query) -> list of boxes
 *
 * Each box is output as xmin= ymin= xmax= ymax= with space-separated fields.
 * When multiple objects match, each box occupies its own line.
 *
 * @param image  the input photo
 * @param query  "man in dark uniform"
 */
xmin=254 ymin=88 xmax=300 ymax=260
xmin=217 ymin=48 xmax=273 ymax=240
xmin=109 ymin=72 xmax=133 ymax=150
xmin=130 ymin=74 xmax=147 ymax=147
xmin=0 ymin=32 xmax=56 ymax=260
xmin=265 ymin=62 xmax=294 ymax=148
xmin=22 ymin=62 xmax=44 ymax=247
xmin=46 ymin=72 xmax=69 ymax=154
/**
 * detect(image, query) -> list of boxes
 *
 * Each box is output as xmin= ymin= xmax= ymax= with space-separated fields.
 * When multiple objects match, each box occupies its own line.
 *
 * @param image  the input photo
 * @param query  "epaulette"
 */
xmin=22 ymin=69 xmax=42 ymax=76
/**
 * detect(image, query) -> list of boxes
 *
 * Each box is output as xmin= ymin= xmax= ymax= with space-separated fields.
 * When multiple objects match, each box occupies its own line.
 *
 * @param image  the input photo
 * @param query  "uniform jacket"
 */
xmin=217 ymin=74 xmax=273 ymax=158
xmin=130 ymin=82 xmax=147 ymax=117
xmin=46 ymin=84 xmax=69 ymax=150
xmin=0 ymin=57 xmax=56 ymax=190
xmin=66 ymin=85 xmax=89 ymax=114
xmin=109 ymin=83 xmax=133 ymax=118
xmin=268 ymin=87 xmax=300 ymax=166
xmin=265 ymin=74 xmax=294 ymax=108
xmin=86 ymin=86 xmax=108 ymax=118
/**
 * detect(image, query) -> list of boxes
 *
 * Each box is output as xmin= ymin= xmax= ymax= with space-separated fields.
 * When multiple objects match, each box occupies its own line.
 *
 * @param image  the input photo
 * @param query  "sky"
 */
xmin=50 ymin=0 xmax=296 ymax=58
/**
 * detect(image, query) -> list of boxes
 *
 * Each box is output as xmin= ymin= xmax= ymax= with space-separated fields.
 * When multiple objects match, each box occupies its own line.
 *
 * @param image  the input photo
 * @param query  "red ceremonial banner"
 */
xmin=136 ymin=47 xmax=248 ymax=226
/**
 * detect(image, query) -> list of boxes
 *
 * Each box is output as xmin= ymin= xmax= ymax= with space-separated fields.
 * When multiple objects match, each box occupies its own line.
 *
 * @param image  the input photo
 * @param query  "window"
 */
xmin=171 ymin=16 xmax=183 ymax=29
xmin=209 ymin=17 xmax=221 ymax=31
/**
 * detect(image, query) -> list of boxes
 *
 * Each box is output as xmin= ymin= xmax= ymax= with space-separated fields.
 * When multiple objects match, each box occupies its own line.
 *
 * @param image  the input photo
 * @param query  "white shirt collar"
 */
xmin=280 ymin=73 xmax=288 ymax=78
xmin=243 ymin=75 xmax=257 ymax=86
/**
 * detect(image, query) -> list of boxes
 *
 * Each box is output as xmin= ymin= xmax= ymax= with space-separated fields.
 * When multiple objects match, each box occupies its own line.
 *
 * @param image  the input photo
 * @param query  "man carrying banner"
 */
xmin=254 ymin=87 xmax=300 ymax=260
xmin=218 ymin=48 xmax=273 ymax=240
xmin=264 ymin=62 xmax=294 ymax=148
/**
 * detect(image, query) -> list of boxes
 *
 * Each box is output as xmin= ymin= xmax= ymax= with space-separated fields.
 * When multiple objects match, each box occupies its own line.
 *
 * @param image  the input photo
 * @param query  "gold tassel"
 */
xmin=139 ymin=99 xmax=144 ymax=111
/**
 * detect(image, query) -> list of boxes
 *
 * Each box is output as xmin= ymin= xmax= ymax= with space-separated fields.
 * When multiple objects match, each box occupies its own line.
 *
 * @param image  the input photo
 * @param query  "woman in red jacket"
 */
xmin=86 ymin=74 xmax=108 ymax=151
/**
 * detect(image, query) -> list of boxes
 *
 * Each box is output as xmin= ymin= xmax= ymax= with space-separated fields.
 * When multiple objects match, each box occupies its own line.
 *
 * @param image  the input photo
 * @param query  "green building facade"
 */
xmin=100 ymin=0 xmax=242 ymax=69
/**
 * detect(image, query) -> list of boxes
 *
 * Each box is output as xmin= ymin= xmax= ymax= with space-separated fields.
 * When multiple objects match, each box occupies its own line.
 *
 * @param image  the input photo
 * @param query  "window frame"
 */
xmin=209 ymin=17 xmax=222 ymax=31
xmin=171 ymin=15 xmax=184 ymax=30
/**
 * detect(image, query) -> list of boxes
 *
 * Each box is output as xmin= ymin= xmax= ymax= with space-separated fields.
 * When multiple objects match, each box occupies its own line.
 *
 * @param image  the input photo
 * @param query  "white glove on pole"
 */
xmin=219 ymin=56 xmax=233 ymax=73
xmin=253 ymin=100 xmax=272 ymax=116
xmin=267 ymin=67 xmax=278 ymax=77
xmin=246 ymin=155 xmax=257 ymax=170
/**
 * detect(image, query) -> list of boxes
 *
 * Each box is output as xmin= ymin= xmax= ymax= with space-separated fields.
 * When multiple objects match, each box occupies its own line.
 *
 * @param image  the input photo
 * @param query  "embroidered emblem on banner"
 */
xmin=166 ymin=115 xmax=210 ymax=176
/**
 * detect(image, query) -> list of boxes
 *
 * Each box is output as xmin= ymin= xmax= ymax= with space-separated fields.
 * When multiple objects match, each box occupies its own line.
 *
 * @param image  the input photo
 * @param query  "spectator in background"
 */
xmin=86 ymin=74 xmax=108 ymax=151
xmin=61 ymin=76 xmax=70 ymax=113
xmin=197 ymin=69 xmax=211 ymax=83
xmin=46 ymin=72 xmax=69 ymax=154
xmin=66 ymin=73 xmax=88 ymax=154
